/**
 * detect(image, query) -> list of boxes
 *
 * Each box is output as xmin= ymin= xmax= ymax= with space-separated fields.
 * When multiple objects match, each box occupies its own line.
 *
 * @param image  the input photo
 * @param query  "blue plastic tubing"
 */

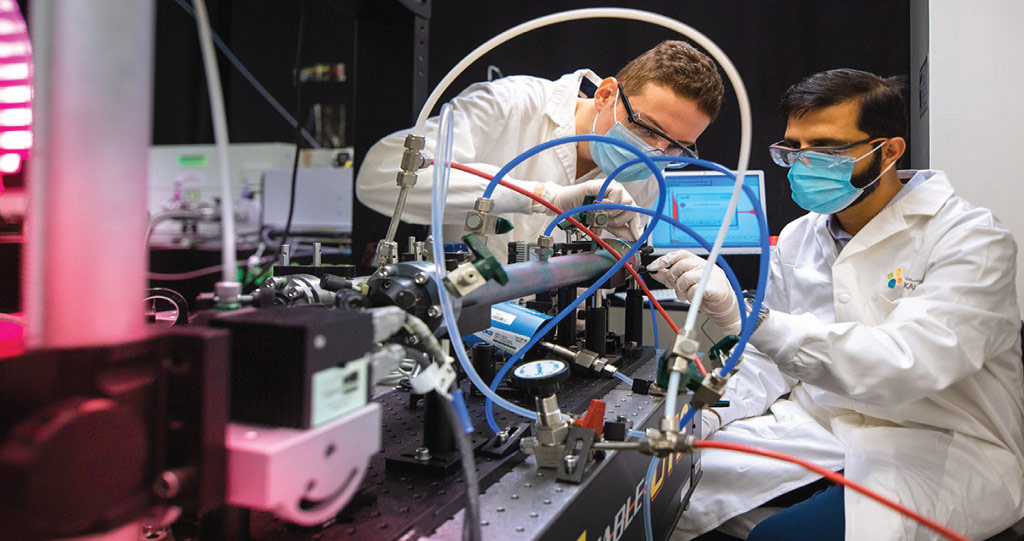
xmin=481 ymin=134 xmax=669 ymax=433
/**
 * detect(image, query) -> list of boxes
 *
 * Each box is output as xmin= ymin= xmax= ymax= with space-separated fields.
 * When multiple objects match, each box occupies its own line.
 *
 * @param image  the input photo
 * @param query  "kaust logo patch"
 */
xmin=887 ymin=268 xmax=903 ymax=289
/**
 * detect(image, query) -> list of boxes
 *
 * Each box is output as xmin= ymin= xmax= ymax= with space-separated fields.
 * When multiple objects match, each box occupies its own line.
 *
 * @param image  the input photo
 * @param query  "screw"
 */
xmin=563 ymin=454 xmax=578 ymax=473
xmin=154 ymin=470 xmax=180 ymax=499
xmin=414 ymin=447 xmax=431 ymax=461
xmin=497 ymin=429 xmax=509 ymax=444
xmin=427 ymin=305 xmax=441 ymax=318
xmin=379 ymin=266 xmax=392 ymax=277
xmin=414 ymin=272 xmax=429 ymax=285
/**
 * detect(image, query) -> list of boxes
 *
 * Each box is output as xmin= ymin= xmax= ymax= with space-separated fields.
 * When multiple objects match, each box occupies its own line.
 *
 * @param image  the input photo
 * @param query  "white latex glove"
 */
xmin=647 ymin=249 xmax=742 ymax=335
xmin=540 ymin=179 xmax=644 ymax=242
xmin=700 ymin=409 xmax=722 ymax=440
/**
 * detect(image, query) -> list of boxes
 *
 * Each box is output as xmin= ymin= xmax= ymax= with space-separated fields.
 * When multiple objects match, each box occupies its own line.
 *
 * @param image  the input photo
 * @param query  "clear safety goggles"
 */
xmin=618 ymin=83 xmax=699 ymax=159
xmin=768 ymin=137 xmax=887 ymax=169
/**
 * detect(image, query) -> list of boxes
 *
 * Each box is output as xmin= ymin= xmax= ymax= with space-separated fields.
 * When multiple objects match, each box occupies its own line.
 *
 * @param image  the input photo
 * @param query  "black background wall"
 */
xmin=151 ymin=0 xmax=911 ymax=282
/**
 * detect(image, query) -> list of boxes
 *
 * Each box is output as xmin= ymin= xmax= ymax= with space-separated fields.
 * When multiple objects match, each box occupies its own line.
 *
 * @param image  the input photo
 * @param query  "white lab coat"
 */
xmin=674 ymin=170 xmax=1024 ymax=540
xmin=355 ymin=70 xmax=659 ymax=261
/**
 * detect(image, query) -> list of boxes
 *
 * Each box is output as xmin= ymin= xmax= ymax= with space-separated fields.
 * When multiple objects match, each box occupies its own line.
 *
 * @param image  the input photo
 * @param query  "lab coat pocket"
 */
xmin=788 ymin=267 xmax=834 ymax=317
xmin=739 ymin=399 xmax=822 ymax=441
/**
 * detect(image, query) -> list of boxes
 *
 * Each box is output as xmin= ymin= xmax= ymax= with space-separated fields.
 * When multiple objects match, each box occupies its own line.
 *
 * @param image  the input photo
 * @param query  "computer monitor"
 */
xmin=649 ymin=169 xmax=767 ymax=255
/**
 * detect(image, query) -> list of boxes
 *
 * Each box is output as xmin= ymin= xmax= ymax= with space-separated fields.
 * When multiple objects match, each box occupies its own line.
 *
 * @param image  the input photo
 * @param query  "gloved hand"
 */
xmin=648 ymin=250 xmax=742 ymax=335
xmin=700 ymin=409 xmax=722 ymax=440
xmin=539 ymin=179 xmax=645 ymax=241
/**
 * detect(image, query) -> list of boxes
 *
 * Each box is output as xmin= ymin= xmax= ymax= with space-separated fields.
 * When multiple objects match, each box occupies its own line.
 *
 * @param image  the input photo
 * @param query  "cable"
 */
xmin=540 ymin=203 xmax=748 ymax=326
xmin=449 ymin=161 xmax=683 ymax=341
xmin=441 ymin=396 xmax=483 ymax=541
xmin=482 ymin=134 xmax=661 ymax=199
xmin=643 ymin=456 xmax=659 ymax=541
xmin=614 ymin=371 xmax=634 ymax=386
xmin=413 ymin=8 xmax=752 ymax=147
xmin=549 ymin=176 xmax=771 ymax=377
xmin=277 ymin=1 xmax=308 ymax=261
xmin=191 ymin=0 xmax=237 ymax=284
xmin=538 ymin=197 xmax=766 ymax=428
xmin=649 ymin=286 xmax=660 ymax=351
xmin=171 ymin=0 xmax=319 ymax=148
xmin=693 ymin=440 xmax=971 ymax=541
xmin=482 ymin=135 xmax=669 ymax=434
xmin=429 ymin=104 xmax=536 ymax=421
xmin=451 ymin=157 xmax=722 ymax=414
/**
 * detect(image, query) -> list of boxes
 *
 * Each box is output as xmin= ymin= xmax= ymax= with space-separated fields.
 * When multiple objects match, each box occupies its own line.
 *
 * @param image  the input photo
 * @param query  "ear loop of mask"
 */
xmin=591 ymin=84 xmax=621 ymax=134
xmin=860 ymin=141 xmax=896 ymax=190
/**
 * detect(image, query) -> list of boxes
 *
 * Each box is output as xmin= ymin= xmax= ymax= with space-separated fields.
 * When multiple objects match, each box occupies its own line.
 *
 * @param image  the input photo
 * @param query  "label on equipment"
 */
xmin=311 ymin=358 xmax=368 ymax=426
xmin=463 ymin=301 xmax=551 ymax=355
xmin=490 ymin=308 xmax=516 ymax=326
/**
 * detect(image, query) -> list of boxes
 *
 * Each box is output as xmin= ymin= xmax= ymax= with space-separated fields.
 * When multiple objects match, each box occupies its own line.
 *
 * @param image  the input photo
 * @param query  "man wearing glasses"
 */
xmin=657 ymin=69 xmax=1024 ymax=540
xmin=356 ymin=41 xmax=723 ymax=260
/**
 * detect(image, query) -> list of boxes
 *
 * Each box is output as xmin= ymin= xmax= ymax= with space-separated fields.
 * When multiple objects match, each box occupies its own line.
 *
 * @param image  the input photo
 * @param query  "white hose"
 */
xmin=412 ymin=8 xmax=751 ymax=336
xmin=664 ymin=370 xmax=681 ymax=421
xmin=192 ymin=0 xmax=237 ymax=284
xmin=430 ymin=104 xmax=535 ymax=421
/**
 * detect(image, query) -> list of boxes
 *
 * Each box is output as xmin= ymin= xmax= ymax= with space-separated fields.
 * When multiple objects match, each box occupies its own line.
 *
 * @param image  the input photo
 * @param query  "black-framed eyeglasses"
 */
xmin=618 ymin=83 xmax=698 ymax=159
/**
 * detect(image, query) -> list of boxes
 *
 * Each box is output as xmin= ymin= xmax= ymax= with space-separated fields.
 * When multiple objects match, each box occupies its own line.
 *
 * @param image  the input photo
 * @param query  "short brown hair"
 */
xmin=616 ymin=40 xmax=725 ymax=120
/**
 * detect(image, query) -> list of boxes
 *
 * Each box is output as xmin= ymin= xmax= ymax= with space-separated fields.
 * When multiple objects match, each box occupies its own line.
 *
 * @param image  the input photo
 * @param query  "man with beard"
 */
xmin=654 ymin=69 xmax=1024 ymax=540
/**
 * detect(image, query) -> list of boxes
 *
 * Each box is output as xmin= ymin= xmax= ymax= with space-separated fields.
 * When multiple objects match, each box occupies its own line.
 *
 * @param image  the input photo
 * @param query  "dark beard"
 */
xmin=846 ymin=150 xmax=883 ymax=208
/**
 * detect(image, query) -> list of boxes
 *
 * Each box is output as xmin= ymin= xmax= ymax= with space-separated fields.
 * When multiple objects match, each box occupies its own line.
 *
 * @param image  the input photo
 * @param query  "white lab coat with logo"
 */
xmin=355 ymin=70 xmax=659 ymax=261
xmin=674 ymin=170 xmax=1024 ymax=540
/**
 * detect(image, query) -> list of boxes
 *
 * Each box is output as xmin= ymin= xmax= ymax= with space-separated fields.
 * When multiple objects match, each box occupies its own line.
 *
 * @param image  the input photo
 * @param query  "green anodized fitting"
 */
xmin=462 ymin=233 xmax=509 ymax=285
xmin=557 ymin=194 xmax=598 ymax=231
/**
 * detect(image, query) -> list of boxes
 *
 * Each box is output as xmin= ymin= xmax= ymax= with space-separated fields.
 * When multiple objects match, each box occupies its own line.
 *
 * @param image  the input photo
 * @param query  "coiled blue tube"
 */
xmin=542 ymin=203 xmax=747 ymax=322
xmin=483 ymin=134 xmax=668 ymax=434
xmin=480 ymin=134 xmax=665 ymax=199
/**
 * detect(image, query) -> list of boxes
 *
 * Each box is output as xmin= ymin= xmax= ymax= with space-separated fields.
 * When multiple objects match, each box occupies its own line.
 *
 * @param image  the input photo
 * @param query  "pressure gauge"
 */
xmin=511 ymin=359 xmax=570 ymax=395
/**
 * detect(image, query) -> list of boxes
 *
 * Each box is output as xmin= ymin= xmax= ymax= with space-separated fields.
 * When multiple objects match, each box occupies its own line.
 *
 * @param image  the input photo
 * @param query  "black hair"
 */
xmin=779 ymin=68 xmax=907 ymax=139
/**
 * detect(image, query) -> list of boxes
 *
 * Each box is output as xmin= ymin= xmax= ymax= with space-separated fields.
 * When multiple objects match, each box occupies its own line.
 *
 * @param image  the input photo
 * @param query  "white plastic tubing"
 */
xmin=431 ymin=103 xmax=535 ymax=419
xmin=193 ymin=0 xmax=237 ymax=284
xmin=419 ymin=9 xmax=753 ymax=425
xmin=415 ymin=8 xmax=752 ymax=337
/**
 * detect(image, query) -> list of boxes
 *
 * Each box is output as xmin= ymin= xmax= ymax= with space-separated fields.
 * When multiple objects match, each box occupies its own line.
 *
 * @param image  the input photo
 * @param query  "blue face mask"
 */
xmin=788 ymin=144 xmax=888 ymax=214
xmin=590 ymin=89 xmax=667 ymax=183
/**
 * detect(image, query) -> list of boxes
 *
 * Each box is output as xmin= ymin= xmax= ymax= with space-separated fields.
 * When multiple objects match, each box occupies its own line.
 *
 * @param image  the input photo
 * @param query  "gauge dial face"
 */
xmin=513 ymin=359 xmax=568 ymax=380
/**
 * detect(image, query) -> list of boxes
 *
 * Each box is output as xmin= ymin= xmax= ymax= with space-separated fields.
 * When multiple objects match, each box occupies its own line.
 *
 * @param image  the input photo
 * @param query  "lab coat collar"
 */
xmin=831 ymin=170 xmax=954 ymax=265
xmin=547 ymin=69 xmax=601 ymax=180
xmin=891 ymin=169 xmax=954 ymax=217
xmin=545 ymin=69 xmax=599 ymax=129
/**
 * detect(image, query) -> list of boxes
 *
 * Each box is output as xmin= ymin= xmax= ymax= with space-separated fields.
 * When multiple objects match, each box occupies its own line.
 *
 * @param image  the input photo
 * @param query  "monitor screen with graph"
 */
xmin=648 ymin=169 xmax=767 ymax=255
